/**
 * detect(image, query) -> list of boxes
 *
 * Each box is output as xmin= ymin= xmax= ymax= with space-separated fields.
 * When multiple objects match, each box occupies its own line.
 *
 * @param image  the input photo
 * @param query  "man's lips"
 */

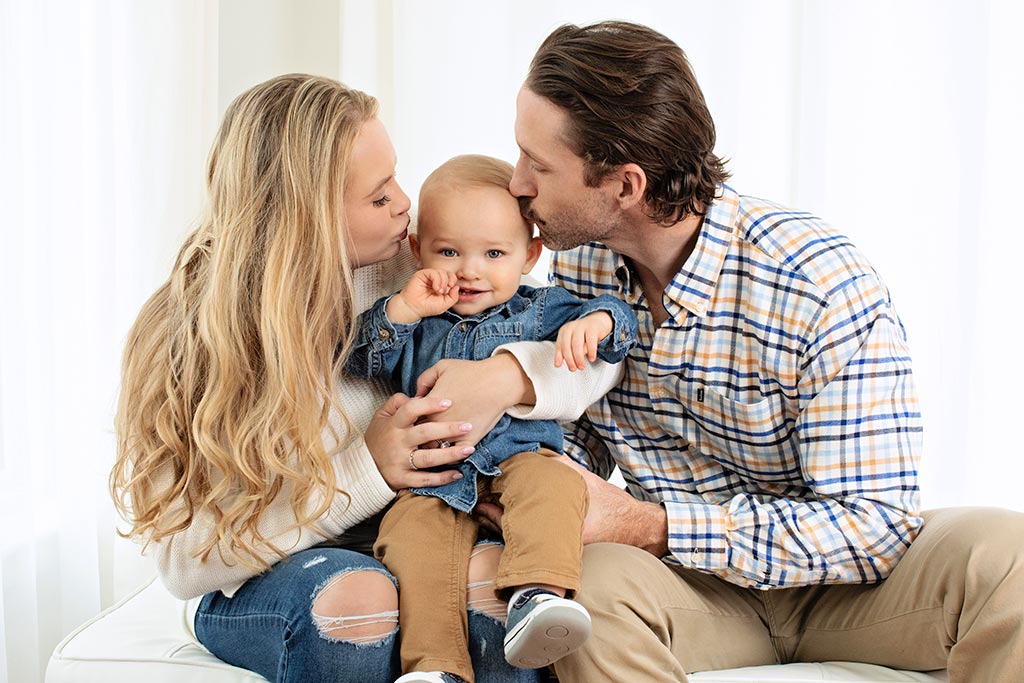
xmin=517 ymin=197 xmax=543 ymax=225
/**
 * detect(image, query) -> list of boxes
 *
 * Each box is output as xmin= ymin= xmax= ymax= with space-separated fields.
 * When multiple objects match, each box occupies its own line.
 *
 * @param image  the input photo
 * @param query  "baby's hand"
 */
xmin=554 ymin=311 xmax=614 ymax=371
xmin=387 ymin=269 xmax=459 ymax=323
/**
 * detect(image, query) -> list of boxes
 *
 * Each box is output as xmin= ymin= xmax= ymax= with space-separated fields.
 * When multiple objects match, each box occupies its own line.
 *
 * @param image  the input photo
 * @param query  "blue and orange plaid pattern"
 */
xmin=552 ymin=185 xmax=923 ymax=588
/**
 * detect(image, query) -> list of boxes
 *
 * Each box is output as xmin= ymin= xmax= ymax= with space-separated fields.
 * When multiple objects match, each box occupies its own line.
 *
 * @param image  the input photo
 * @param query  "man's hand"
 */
xmin=555 ymin=311 xmax=614 ymax=371
xmin=475 ymin=454 xmax=669 ymax=556
xmin=386 ymin=268 xmax=459 ymax=323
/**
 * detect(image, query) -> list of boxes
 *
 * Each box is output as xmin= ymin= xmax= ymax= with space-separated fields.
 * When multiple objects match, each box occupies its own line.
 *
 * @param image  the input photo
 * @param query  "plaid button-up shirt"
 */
xmin=552 ymin=185 xmax=923 ymax=588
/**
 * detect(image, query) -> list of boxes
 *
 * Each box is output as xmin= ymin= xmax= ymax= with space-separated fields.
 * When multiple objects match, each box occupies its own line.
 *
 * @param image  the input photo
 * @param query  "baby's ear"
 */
xmin=522 ymin=236 xmax=543 ymax=274
xmin=409 ymin=233 xmax=422 ymax=264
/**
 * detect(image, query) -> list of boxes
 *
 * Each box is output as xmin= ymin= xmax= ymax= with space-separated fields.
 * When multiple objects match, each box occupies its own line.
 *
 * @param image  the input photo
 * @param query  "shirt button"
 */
xmin=459 ymin=322 xmax=469 ymax=332
xmin=690 ymin=549 xmax=703 ymax=564
xmin=377 ymin=328 xmax=391 ymax=340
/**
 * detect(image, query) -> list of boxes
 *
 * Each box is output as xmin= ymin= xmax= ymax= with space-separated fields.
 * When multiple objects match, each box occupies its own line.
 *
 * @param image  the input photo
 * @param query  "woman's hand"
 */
xmin=363 ymin=392 xmax=477 ymax=490
xmin=414 ymin=353 xmax=536 ymax=445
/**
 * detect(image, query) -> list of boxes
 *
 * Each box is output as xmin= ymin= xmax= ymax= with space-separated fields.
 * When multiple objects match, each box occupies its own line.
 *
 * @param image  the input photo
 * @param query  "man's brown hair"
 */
xmin=526 ymin=21 xmax=730 ymax=224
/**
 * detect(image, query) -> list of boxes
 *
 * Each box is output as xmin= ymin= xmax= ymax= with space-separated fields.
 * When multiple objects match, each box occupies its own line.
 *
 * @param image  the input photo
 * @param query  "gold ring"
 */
xmin=408 ymin=452 xmax=419 ymax=471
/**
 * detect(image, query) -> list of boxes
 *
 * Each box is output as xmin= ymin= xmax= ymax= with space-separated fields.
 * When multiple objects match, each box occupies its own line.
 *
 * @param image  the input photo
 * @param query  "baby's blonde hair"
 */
xmin=417 ymin=154 xmax=532 ymax=237
xmin=111 ymin=74 xmax=377 ymax=571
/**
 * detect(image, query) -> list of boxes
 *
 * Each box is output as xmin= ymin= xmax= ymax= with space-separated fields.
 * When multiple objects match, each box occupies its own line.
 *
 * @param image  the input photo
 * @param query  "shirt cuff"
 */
xmin=664 ymin=499 xmax=731 ymax=574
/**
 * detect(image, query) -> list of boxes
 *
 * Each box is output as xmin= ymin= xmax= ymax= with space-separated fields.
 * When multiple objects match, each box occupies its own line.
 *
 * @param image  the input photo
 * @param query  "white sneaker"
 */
xmin=394 ymin=672 xmax=468 ymax=683
xmin=503 ymin=588 xmax=592 ymax=669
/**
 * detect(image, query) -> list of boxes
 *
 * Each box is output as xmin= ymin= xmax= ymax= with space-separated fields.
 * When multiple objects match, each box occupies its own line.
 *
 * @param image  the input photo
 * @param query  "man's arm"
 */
xmin=560 ymin=274 xmax=923 ymax=589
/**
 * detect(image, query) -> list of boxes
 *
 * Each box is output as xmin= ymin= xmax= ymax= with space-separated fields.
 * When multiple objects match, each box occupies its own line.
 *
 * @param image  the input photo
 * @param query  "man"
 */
xmin=498 ymin=20 xmax=1023 ymax=682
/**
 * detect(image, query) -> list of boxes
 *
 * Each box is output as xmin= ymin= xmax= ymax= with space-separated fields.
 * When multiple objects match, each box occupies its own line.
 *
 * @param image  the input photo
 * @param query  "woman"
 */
xmin=111 ymin=74 xmax=615 ymax=683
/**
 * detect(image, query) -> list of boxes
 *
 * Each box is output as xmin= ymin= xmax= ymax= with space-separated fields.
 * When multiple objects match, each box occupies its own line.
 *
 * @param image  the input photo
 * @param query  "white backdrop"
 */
xmin=2 ymin=1 xmax=1021 ymax=681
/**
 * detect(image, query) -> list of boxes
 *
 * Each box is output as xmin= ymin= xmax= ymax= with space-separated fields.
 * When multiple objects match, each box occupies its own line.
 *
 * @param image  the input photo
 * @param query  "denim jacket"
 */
xmin=346 ymin=285 xmax=638 ymax=512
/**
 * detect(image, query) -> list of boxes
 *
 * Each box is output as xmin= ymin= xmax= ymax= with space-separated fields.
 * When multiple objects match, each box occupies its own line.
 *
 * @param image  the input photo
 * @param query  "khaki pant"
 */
xmin=554 ymin=507 xmax=1024 ymax=683
xmin=374 ymin=450 xmax=588 ymax=682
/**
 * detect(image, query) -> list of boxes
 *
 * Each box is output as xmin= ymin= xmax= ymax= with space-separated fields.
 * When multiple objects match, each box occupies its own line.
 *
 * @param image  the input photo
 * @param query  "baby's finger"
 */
xmin=586 ymin=329 xmax=599 ymax=362
xmin=572 ymin=331 xmax=588 ymax=371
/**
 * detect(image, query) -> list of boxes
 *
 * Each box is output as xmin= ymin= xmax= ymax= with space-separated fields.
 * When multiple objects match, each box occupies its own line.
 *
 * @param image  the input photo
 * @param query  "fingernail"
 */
xmin=452 ymin=473 xmax=463 ymax=480
xmin=439 ymin=399 xmax=452 ymax=407
xmin=462 ymin=446 xmax=475 ymax=455
xmin=459 ymin=422 xmax=473 ymax=432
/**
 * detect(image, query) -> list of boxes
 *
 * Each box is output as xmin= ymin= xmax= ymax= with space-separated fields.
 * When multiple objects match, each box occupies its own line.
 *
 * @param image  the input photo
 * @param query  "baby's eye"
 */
xmin=440 ymin=248 xmax=458 ymax=257
xmin=372 ymin=194 xmax=391 ymax=208
xmin=486 ymin=249 xmax=504 ymax=259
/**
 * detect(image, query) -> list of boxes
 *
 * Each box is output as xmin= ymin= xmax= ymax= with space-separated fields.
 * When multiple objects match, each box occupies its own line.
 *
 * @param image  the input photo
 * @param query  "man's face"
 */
xmin=510 ymin=86 xmax=620 ymax=251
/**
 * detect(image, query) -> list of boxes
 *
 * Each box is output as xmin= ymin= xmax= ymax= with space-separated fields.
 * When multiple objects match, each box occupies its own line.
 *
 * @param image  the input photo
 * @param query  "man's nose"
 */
xmin=509 ymin=158 xmax=535 ymax=198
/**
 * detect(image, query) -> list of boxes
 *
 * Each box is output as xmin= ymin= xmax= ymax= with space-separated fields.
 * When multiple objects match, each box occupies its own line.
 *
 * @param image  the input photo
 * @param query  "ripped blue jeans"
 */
xmin=195 ymin=546 xmax=544 ymax=683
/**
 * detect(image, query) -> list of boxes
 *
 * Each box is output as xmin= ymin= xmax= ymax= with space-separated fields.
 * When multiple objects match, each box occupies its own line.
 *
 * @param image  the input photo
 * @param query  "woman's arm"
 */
xmin=153 ymin=436 xmax=394 ymax=600
xmin=155 ymin=394 xmax=474 ymax=599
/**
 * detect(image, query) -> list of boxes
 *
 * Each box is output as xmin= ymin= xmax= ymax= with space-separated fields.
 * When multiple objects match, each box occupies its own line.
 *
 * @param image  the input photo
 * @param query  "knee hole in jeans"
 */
xmin=467 ymin=541 xmax=508 ymax=623
xmin=310 ymin=568 xmax=399 ymax=644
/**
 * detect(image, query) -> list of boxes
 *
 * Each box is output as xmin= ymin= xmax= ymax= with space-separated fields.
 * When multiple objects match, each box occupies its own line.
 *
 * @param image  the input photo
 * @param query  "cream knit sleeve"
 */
xmin=498 ymin=341 xmax=624 ymax=421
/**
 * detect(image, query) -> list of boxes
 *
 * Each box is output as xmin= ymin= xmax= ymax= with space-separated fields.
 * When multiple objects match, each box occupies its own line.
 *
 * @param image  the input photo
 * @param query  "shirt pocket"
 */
xmin=677 ymin=380 xmax=798 ymax=483
xmin=472 ymin=321 xmax=525 ymax=359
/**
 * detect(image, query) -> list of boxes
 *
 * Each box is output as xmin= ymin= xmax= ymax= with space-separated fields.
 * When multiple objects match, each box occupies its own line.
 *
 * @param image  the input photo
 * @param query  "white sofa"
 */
xmin=47 ymin=576 xmax=948 ymax=683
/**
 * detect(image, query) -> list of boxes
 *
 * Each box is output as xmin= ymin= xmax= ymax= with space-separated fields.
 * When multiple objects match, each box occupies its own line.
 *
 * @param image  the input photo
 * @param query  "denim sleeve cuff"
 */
xmin=663 ymin=499 xmax=731 ymax=574
xmin=362 ymin=295 xmax=417 ymax=352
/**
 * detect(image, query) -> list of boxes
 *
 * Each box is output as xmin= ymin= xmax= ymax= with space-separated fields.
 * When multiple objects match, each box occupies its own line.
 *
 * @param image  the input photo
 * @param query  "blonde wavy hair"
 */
xmin=111 ymin=74 xmax=378 ymax=570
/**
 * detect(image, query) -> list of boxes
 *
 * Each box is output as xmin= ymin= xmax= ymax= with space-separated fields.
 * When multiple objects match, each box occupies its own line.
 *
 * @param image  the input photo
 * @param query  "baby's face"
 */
xmin=414 ymin=185 xmax=539 ymax=316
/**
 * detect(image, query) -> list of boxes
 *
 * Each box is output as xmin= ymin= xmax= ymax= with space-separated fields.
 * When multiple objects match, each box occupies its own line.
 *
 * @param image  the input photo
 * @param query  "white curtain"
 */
xmin=0 ymin=1 xmax=217 ymax=681
xmin=2 ymin=1 xmax=1021 ymax=681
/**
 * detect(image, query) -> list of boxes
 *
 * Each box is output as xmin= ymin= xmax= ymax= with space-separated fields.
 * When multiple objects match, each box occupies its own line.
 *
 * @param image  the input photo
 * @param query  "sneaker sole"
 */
xmin=504 ymin=599 xmax=592 ymax=669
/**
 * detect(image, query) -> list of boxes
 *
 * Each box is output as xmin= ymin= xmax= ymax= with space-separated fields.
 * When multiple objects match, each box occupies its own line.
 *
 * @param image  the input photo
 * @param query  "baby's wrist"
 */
xmin=385 ymin=294 xmax=421 ymax=324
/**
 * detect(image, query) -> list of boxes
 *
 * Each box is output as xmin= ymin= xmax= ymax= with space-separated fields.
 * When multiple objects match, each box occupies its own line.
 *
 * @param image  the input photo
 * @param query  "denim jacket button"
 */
xmin=459 ymin=322 xmax=469 ymax=332
xmin=377 ymin=327 xmax=391 ymax=340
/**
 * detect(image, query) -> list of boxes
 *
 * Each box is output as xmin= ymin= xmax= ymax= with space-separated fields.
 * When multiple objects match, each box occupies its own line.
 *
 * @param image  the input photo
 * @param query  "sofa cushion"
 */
xmin=47 ymin=577 xmax=948 ymax=683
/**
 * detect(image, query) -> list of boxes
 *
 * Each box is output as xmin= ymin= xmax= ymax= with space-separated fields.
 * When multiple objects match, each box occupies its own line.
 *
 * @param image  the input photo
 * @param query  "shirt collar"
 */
xmin=611 ymin=185 xmax=739 ymax=323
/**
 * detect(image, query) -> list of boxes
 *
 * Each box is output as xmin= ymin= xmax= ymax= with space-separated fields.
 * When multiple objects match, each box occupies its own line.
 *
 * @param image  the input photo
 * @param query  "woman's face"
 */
xmin=343 ymin=118 xmax=411 ymax=268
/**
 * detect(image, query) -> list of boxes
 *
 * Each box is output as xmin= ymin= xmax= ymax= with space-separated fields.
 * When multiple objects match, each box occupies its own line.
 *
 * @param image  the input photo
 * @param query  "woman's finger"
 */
xmin=374 ymin=392 xmax=412 ymax=420
xmin=405 ymin=468 xmax=464 ymax=489
xmin=411 ymin=442 xmax=475 ymax=470
xmin=412 ymin=420 xmax=474 ymax=448
xmin=394 ymin=395 xmax=453 ymax=424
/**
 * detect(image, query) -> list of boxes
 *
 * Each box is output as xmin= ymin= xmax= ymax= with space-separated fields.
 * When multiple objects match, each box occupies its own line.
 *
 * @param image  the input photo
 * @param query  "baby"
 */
xmin=346 ymin=154 xmax=637 ymax=683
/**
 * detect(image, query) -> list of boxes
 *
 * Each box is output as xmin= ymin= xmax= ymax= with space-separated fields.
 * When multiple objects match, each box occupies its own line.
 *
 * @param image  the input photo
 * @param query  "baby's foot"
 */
xmin=503 ymin=588 xmax=592 ymax=668
xmin=394 ymin=672 xmax=468 ymax=683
